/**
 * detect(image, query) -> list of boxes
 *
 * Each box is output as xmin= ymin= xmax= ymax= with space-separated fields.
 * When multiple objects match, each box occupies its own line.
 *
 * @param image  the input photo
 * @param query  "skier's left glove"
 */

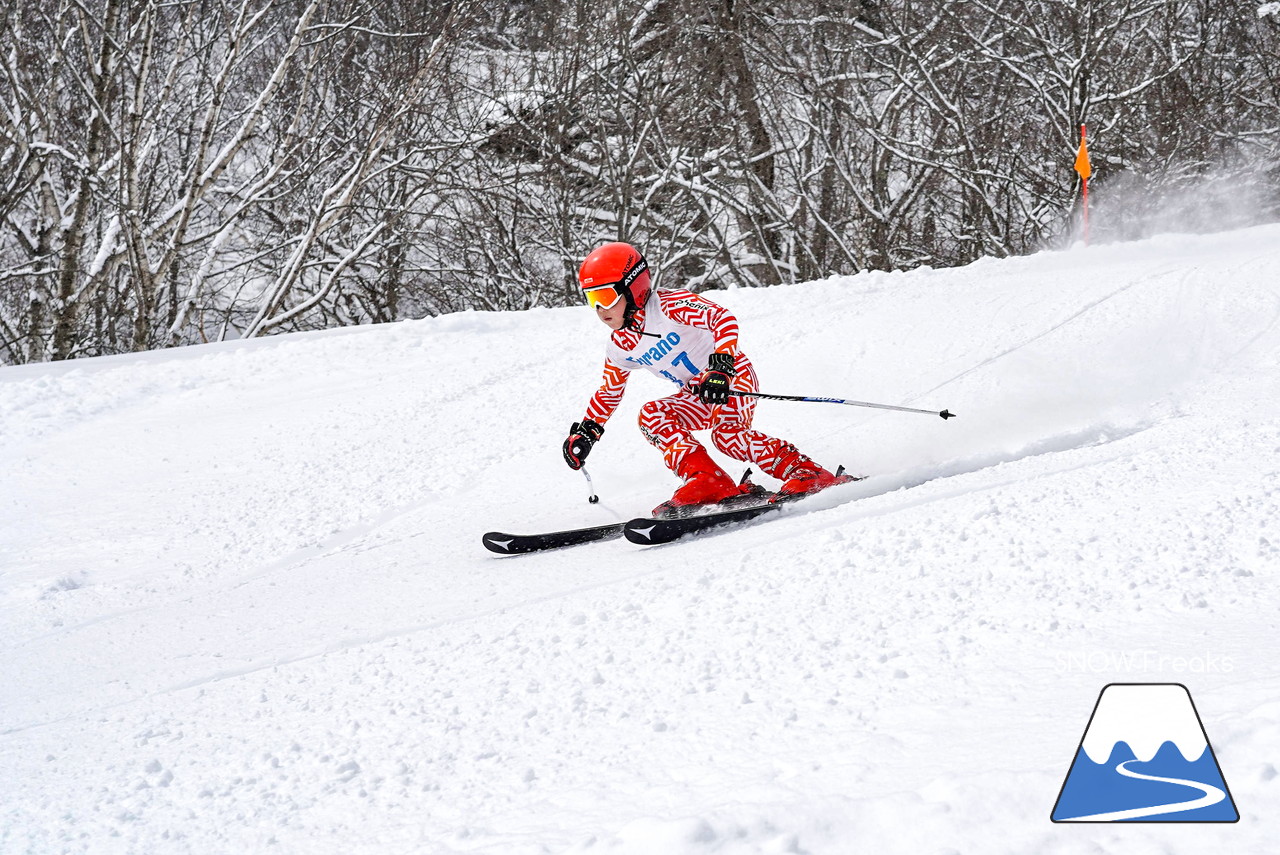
xmin=696 ymin=352 xmax=735 ymax=405
xmin=562 ymin=419 xmax=604 ymax=470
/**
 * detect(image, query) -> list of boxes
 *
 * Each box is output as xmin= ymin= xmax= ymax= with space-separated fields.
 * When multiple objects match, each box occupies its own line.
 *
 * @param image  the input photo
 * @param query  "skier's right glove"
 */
xmin=562 ymin=419 xmax=604 ymax=470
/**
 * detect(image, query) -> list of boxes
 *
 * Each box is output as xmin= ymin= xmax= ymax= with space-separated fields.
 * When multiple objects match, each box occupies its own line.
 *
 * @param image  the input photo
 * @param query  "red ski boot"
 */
xmin=652 ymin=447 xmax=752 ymax=518
xmin=774 ymin=459 xmax=858 ymax=502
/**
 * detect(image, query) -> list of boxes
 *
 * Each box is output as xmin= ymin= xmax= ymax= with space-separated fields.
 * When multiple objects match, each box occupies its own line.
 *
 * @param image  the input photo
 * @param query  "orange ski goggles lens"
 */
xmin=584 ymin=283 xmax=624 ymax=310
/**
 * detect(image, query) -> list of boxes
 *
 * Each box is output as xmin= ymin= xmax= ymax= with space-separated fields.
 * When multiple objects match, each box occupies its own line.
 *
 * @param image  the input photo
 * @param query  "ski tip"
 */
xmin=624 ymin=519 xmax=661 ymax=545
xmin=940 ymin=409 xmax=956 ymax=420
xmin=482 ymin=533 xmax=517 ymax=555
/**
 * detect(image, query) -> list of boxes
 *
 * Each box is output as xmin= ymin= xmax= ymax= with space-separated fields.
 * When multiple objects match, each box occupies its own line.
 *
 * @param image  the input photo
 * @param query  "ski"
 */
xmin=484 ymin=470 xmax=863 ymax=553
xmin=624 ymin=468 xmax=865 ymax=546
xmin=623 ymin=501 xmax=780 ymax=545
xmin=482 ymin=522 xmax=626 ymax=555
xmin=480 ymin=494 xmax=766 ymax=555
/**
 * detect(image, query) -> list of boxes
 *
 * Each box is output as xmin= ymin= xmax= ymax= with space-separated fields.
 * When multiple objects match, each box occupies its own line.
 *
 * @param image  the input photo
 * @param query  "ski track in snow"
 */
xmin=1059 ymin=759 xmax=1227 ymax=822
xmin=3 ymin=227 xmax=1280 ymax=853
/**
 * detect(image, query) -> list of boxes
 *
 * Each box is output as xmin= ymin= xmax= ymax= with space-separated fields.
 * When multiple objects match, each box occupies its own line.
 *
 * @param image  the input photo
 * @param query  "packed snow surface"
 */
xmin=3 ymin=226 xmax=1280 ymax=853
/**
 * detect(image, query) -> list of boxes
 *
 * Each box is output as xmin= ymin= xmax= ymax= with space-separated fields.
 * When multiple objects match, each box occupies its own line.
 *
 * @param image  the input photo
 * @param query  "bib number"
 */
xmin=659 ymin=350 xmax=699 ymax=386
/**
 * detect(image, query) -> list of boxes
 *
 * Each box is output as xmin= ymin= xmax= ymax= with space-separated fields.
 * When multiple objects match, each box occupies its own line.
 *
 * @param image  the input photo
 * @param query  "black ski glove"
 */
xmin=562 ymin=419 xmax=604 ymax=470
xmin=696 ymin=352 xmax=735 ymax=405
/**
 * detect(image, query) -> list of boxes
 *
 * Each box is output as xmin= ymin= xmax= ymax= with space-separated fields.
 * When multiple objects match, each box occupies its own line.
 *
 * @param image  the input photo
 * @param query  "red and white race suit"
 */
xmin=581 ymin=288 xmax=802 ymax=479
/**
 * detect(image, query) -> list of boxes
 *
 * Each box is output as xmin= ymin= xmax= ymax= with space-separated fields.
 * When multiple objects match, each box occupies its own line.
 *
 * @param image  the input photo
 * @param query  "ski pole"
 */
xmin=731 ymin=390 xmax=955 ymax=420
xmin=581 ymin=466 xmax=600 ymax=504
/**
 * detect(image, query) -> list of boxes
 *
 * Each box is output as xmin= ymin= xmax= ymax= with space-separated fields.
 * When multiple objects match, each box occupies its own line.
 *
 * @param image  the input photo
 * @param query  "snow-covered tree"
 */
xmin=2 ymin=0 xmax=1277 ymax=363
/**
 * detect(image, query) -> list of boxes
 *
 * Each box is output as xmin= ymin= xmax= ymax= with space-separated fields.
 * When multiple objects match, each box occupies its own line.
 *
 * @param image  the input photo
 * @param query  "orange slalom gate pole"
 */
xmin=1074 ymin=124 xmax=1092 ymax=245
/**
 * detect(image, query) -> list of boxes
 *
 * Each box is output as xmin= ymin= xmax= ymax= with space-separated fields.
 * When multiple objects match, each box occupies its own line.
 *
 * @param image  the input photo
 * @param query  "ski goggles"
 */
xmin=583 ymin=283 xmax=625 ymax=310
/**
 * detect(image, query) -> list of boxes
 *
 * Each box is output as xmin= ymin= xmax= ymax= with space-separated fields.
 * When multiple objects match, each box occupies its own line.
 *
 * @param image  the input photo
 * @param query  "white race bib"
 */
xmin=606 ymin=292 xmax=716 ymax=387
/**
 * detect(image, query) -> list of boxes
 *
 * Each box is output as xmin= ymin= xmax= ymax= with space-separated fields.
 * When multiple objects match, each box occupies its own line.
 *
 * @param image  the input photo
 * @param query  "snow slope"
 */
xmin=3 ymin=225 xmax=1279 ymax=853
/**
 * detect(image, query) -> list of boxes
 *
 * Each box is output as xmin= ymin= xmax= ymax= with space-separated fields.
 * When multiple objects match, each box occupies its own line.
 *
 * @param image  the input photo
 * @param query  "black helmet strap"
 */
xmin=619 ymin=255 xmax=649 ymax=330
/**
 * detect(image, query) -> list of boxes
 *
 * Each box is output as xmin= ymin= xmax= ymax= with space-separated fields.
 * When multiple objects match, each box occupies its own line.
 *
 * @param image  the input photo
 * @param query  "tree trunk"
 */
xmin=51 ymin=0 xmax=123 ymax=361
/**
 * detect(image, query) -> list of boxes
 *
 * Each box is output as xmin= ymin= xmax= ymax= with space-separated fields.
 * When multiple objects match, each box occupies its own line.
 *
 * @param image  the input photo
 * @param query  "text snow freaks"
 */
xmin=1056 ymin=650 xmax=1235 ymax=675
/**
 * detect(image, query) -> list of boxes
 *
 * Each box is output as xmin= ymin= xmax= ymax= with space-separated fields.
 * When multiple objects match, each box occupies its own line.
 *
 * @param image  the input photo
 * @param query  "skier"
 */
xmin=562 ymin=241 xmax=852 ymax=516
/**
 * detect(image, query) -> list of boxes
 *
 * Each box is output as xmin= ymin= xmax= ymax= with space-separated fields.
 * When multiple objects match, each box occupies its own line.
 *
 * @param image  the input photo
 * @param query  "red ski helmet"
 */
xmin=578 ymin=242 xmax=651 ymax=315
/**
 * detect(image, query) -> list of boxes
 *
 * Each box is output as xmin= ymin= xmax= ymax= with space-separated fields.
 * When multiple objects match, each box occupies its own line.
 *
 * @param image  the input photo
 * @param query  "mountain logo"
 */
xmin=1051 ymin=683 xmax=1239 ymax=822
